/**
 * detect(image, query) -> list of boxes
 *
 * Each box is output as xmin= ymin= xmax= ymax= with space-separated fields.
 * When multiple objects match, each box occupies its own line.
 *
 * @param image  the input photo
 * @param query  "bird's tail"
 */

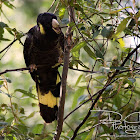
xmin=37 ymin=74 xmax=61 ymax=123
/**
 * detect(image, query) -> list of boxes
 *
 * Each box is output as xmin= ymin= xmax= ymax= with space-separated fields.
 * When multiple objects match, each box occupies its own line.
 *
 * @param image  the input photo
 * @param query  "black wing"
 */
xmin=23 ymin=26 xmax=38 ymax=81
xmin=24 ymin=27 xmax=34 ymax=67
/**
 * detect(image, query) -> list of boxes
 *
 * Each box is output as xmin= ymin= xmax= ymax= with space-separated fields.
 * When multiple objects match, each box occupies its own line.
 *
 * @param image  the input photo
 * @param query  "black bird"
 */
xmin=23 ymin=12 xmax=64 ymax=123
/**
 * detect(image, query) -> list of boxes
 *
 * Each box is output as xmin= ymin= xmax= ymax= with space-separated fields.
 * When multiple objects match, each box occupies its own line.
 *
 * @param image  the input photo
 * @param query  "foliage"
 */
xmin=0 ymin=0 xmax=140 ymax=139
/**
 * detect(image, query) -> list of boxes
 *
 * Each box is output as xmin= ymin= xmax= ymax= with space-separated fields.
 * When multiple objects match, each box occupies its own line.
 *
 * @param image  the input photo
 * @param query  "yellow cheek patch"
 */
xmin=39 ymin=23 xmax=45 ymax=34
xmin=38 ymin=89 xmax=58 ymax=108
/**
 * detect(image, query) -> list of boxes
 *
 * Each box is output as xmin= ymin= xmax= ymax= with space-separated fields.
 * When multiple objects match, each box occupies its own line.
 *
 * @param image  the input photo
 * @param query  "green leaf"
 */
xmin=71 ymin=88 xmax=85 ymax=109
xmin=3 ymin=1 xmax=15 ymax=9
xmin=101 ymin=26 xmax=113 ymax=38
xmin=15 ymin=124 xmax=28 ymax=134
xmin=110 ymin=66 xmax=127 ymax=70
xmin=13 ymin=103 xmax=18 ymax=110
xmin=78 ymin=95 xmax=87 ymax=103
xmin=31 ymin=103 xmax=37 ymax=107
xmin=113 ymin=94 xmax=121 ymax=109
xmin=15 ymin=89 xmax=37 ymax=100
xmin=0 ymin=77 xmax=12 ymax=83
xmin=102 ymin=124 xmax=113 ymax=134
xmin=6 ymin=77 xmax=12 ymax=83
xmin=72 ymin=41 xmax=86 ymax=52
xmin=20 ymin=107 xmax=25 ymax=114
xmin=134 ymin=89 xmax=140 ymax=95
xmin=72 ymin=50 xmax=79 ymax=58
xmin=68 ymin=21 xmax=75 ymax=27
xmin=6 ymin=117 xmax=14 ymax=124
xmin=73 ymin=3 xmax=84 ymax=12
xmin=95 ymin=48 xmax=104 ymax=59
xmin=5 ymin=27 xmax=14 ymax=35
xmin=135 ymin=10 xmax=140 ymax=18
xmin=0 ymin=38 xmax=10 ymax=41
xmin=93 ymin=30 xmax=100 ymax=38
xmin=61 ymin=18 xmax=69 ymax=24
xmin=0 ymin=22 xmax=8 ymax=28
xmin=25 ymin=111 xmax=36 ymax=119
xmin=28 ymin=132 xmax=35 ymax=138
xmin=75 ymin=74 xmax=83 ymax=87
xmin=116 ymin=17 xmax=131 ymax=35
xmin=110 ymin=6 xmax=131 ymax=14
xmin=128 ymin=78 xmax=136 ymax=83
xmin=75 ymin=59 xmax=89 ymax=69
xmin=91 ymin=111 xmax=103 ymax=117
xmin=32 ymin=124 xmax=44 ymax=134
xmin=80 ymin=26 xmax=86 ymax=31
xmin=84 ymin=45 xmax=96 ymax=60
xmin=85 ymin=128 xmax=94 ymax=140
xmin=100 ymin=67 xmax=110 ymax=74
xmin=59 ymin=7 xmax=66 ymax=19
xmin=105 ymin=85 xmax=113 ymax=91
xmin=0 ymin=90 xmax=11 ymax=97
xmin=1 ymin=103 xmax=8 ymax=107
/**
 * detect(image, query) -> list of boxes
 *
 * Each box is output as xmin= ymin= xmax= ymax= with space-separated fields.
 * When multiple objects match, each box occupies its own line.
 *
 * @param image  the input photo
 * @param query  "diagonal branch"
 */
xmin=47 ymin=0 xmax=56 ymax=12
xmin=0 ymin=39 xmax=18 ymax=61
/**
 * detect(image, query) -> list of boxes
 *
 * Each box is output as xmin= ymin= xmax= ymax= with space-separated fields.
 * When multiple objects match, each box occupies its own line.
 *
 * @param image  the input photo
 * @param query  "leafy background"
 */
xmin=0 ymin=0 xmax=140 ymax=139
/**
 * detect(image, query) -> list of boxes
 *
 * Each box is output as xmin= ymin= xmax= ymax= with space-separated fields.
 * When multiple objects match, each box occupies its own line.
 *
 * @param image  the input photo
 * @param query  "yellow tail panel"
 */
xmin=38 ymin=87 xmax=59 ymax=108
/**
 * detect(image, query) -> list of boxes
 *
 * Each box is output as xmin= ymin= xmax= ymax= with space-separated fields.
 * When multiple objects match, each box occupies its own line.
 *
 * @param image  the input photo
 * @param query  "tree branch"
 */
xmin=0 ymin=39 xmax=17 ymax=54
xmin=0 ymin=67 xmax=29 ymax=75
xmin=0 ymin=65 xmax=101 ymax=76
xmin=53 ymin=1 xmax=75 ymax=140
xmin=47 ymin=0 xmax=56 ymax=12
xmin=68 ymin=66 xmax=100 ymax=74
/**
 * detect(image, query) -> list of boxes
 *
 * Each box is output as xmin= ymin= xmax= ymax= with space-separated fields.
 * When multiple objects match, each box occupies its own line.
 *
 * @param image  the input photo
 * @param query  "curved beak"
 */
xmin=52 ymin=19 xmax=61 ymax=34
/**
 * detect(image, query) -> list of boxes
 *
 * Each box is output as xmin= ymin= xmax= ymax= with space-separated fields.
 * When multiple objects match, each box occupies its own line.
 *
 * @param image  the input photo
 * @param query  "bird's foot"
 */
xmin=29 ymin=64 xmax=37 ymax=72
xmin=52 ymin=57 xmax=63 ymax=68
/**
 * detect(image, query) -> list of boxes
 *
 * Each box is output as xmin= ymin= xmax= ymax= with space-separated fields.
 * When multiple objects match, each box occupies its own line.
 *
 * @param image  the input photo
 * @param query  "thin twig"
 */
xmin=0 ymin=45 xmax=11 ymax=61
xmin=53 ymin=0 xmax=60 ymax=14
xmin=68 ymin=67 xmax=100 ymax=74
xmin=47 ymin=0 xmax=56 ymax=12
xmin=87 ymin=60 xmax=97 ymax=102
xmin=0 ymin=67 xmax=29 ymax=75
xmin=60 ymin=25 xmax=68 ymax=28
xmin=0 ymin=38 xmax=17 ymax=54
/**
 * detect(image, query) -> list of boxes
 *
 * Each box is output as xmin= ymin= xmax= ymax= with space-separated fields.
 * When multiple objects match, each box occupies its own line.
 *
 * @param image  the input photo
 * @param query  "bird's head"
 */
xmin=37 ymin=12 xmax=61 ymax=35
